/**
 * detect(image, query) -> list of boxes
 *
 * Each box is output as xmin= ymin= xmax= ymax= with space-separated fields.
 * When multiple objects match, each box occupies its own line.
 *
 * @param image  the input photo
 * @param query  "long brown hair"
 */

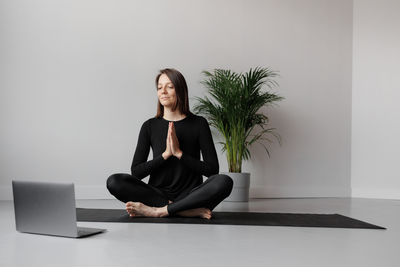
xmin=155 ymin=68 xmax=193 ymax=118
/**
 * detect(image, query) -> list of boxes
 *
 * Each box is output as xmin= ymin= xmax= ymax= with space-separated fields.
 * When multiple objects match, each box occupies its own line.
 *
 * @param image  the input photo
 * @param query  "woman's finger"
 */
xmin=171 ymin=123 xmax=176 ymax=137
xmin=169 ymin=122 xmax=173 ymax=136
xmin=172 ymin=129 xmax=178 ymax=143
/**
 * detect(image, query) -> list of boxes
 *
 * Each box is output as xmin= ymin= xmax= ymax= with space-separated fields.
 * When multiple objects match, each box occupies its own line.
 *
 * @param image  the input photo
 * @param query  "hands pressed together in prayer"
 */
xmin=162 ymin=122 xmax=182 ymax=160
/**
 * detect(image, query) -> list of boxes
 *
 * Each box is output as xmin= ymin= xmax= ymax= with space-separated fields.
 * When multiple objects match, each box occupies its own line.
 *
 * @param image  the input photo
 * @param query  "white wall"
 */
xmin=352 ymin=0 xmax=400 ymax=199
xmin=0 ymin=0 xmax=353 ymax=199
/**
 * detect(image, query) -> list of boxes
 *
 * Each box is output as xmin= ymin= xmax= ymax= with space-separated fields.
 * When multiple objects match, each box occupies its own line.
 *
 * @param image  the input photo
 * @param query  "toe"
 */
xmin=132 ymin=202 xmax=142 ymax=208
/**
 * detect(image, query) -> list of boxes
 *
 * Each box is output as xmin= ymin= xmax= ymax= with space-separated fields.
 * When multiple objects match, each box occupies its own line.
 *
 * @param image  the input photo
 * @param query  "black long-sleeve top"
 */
xmin=130 ymin=114 xmax=219 ymax=201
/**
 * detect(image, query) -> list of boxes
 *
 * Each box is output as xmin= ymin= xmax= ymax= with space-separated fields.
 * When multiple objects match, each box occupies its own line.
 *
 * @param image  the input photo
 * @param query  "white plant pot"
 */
xmin=221 ymin=172 xmax=250 ymax=202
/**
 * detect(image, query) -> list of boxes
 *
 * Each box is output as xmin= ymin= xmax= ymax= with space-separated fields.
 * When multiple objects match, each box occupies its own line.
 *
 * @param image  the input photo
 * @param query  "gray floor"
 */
xmin=0 ymin=198 xmax=398 ymax=267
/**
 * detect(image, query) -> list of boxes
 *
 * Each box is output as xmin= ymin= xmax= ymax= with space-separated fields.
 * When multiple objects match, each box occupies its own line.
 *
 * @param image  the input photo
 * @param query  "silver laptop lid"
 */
xmin=12 ymin=180 xmax=78 ymax=237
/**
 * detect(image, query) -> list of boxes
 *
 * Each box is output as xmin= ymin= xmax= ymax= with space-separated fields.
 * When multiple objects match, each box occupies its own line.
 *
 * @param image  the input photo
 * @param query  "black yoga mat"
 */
xmin=76 ymin=208 xmax=385 ymax=229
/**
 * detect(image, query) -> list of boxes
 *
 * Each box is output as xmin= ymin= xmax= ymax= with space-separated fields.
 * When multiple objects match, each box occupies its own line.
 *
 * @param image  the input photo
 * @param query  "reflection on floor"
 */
xmin=1 ymin=198 xmax=398 ymax=267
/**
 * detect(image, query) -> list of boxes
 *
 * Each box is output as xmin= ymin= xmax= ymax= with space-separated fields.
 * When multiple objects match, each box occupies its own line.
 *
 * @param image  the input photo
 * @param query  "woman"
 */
xmin=106 ymin=68 xmax=233 ymax=219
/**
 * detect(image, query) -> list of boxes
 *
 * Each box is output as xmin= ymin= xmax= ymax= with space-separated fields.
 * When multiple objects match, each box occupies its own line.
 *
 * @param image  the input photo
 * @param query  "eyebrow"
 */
xmin=158 ymin=82 xmax=173 ymax=86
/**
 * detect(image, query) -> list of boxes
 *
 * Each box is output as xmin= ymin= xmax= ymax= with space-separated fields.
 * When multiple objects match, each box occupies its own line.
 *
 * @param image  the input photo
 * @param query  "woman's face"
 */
xmin=157 ymin=74 xmax=177 ymax=108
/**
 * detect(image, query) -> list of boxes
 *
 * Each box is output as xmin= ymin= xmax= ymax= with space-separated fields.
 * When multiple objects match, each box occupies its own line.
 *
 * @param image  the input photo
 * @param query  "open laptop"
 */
xmin=12 ymin=180 xmax=106 ymax=238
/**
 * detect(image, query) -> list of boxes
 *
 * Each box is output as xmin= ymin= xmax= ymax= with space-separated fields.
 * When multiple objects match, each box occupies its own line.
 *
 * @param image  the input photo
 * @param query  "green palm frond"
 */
xmin=193 ymin=67 xmax=284 ymax=173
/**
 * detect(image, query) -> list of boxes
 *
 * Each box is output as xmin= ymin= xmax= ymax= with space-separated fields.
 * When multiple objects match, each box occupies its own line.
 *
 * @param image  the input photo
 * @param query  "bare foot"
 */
xmin=176 ymin=208 xmax=212 ymax=219
xmin=125 ymin=202 xmax=168 ymax=218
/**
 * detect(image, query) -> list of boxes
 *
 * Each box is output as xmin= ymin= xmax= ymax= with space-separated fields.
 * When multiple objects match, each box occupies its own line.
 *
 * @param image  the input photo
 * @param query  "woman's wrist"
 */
xmin=162 ymin=152 xmax=171 ymax=160
xmin=175 ymin=150 xmax=183 ymax=159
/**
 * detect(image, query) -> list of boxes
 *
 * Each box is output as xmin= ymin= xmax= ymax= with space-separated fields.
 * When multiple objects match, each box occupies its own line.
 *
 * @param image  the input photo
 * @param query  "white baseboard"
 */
xmin=351 ymin=187 xmax=400 ymax=200
xmin=74 ymin=185 xmax=114 ymax=199
xmin=1 ymin=185 xmax=351 ymax=200
xmin=250 ymin=185 xmax=351 ymax=198
xmin=0 ymin=185 xmax=114 ymax=200
xmin=7 ymin=185 xmax=398 ymax=200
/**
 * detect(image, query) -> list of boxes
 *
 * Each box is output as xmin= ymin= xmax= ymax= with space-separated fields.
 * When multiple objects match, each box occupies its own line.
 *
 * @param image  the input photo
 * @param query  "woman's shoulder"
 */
xmin=147 ymin=116 xmax=167 ymax=126
xmin=187 ymin=114 xmax=210 ymax=128
xmin=146 ymin=117 xmax=160 ymax=123
xmin=140 ymin=117 xmax=162 ymax=130
xmin=184 ymin=113 xmax=203 ymax=121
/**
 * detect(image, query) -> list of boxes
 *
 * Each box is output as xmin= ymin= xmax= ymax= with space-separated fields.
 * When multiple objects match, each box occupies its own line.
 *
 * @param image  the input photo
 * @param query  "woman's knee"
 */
xmin=219 ymin=174 xmax=233 ymax=195
xmin=106 ymin=173 xmax=130 ymax=194
xmin=208 ymin=174 xmax=233 ymax=196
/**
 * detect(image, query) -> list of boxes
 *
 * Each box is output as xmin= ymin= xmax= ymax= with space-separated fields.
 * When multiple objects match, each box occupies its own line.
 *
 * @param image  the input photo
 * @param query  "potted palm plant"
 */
xmin=193 ymin=67 xmax=284 ymax=201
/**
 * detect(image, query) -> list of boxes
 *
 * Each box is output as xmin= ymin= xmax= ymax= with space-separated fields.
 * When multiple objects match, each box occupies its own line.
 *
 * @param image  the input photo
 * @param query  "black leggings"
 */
xmin=106 ymin=173 xmax=233 ymax=215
